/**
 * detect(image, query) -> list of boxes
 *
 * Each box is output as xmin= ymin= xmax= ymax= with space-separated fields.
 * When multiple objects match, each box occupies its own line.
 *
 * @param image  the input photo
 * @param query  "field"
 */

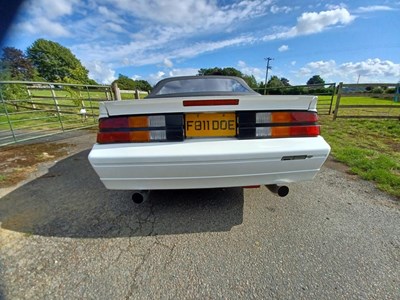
xmin=318 ymin=95 xmax=400 ymax=198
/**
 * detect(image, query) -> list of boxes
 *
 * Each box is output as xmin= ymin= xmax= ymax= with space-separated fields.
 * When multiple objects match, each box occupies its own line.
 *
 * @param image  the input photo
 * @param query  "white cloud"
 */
xmin=293 ymin=58 xmax=400 ymax=83
xmin=105 ymin=23 xmax=126 ymax=33
xmin=295 ymin=8 xmax=355 ymax=35
xmin=109 ymin=0 xmax=272 ymax=30
xmin=263 ymin=8 xmax=355 ymax=41
xmin=237 ymin=60 xmax=264 ymax=82
xmin=163 ymin=58 xmax=174 ymax=68
xmin=355 ymin=6 xmax=394 ymax=13
xmin=148 ymin=71 xmax=166 ymax=84
xmin=325 ymin=4 xmax=347 ymax=10
xmin=169 ymin=36 xmax=255 ymax=59
xmin=98 ymin=6 xmax=121 ymax=20
xmin=13 ymin=0 xmax=79 ymax=37
xmin=340 ymin=58 xmax=400 ymax=78
xmin=131 ymin=75 xmax=142 ymax=80
xmin=270 ymin=5 xmax=294 ymax=14
xmin=278 ymin=45 xmax=289 ymax=52
xmin=18 ymin=19 xmax=70 ymax=37
xmin=24 ymin=0 xmax=78 ymax=19
xmin=85 ymin=61 xmax=117 ymax=84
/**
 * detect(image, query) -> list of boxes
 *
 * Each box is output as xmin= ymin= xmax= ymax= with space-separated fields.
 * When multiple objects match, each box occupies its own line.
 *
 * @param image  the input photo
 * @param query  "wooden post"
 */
xmin=333 ymin=82 xmax=343 ymax=121
xmin=111 ymin=82 xmax=121 ymax=100
xmin=26 ymin=88 xmax=36 ymax=109
xmin=328 ymin=83 xmax=336 ymax=115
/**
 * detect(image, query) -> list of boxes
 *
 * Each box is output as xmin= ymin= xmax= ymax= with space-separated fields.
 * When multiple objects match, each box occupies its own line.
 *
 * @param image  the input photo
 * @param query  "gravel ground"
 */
xmin=0 ymin=131 xmax=399 ymax=299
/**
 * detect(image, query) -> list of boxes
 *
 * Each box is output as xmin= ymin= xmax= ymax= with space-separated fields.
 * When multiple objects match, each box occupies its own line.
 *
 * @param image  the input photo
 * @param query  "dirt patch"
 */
xmin=0 ymin=130 xmax=97 ymax=193
xmin=323 ymin=156 xmax=359 ymax=180
xmin=0 ymin=142 xmax=72 ymax=188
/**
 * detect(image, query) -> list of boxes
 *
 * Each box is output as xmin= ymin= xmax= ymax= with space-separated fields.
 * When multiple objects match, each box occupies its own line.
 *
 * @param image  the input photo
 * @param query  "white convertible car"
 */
xmin=89 ymin=76 xmax=330 ymax=202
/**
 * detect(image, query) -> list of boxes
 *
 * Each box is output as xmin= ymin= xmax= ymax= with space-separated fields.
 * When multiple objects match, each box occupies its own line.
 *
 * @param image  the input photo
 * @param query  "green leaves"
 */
xmin=114 ymin=74 xmax=152 ymax=91
xmin=197 ymin=67 xmax=258 ymax=88
xmin=26 ymin=39 xmax=92 ymax=84
xmin=1 ymin=47 xmax=35 ymax=80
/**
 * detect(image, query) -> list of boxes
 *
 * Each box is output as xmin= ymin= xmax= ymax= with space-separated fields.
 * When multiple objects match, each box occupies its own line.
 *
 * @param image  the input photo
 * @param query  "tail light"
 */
xmin=97 ymin=111 xmax=320 ymax=144
xmin=97 ymin=114 xmax=184 ymax=144
xmin=237 ymin=111 xmax=320 ymax=139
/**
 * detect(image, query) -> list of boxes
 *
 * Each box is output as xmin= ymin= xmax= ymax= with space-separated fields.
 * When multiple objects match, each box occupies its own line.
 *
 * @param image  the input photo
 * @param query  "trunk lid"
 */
xmin=100 ymin=95 xmax=318 ymax=118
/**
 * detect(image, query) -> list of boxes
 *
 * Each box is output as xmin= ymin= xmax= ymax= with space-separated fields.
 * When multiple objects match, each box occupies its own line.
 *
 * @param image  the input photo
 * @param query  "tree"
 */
xmin=1 ymin=47 xmax=36 ymax=80
xmin=197 ymin=67 xmax=259 ymax=88
xmin=306 ymin=75 xmax=325 ymax=85
xmin=280 ymin=77 xmax=290 ymax=86
xmin=114 ymin=74 xmax=152 ymax=91
xmin=266 ymin=75 xmax=285 ymax=94
xmin=135 ymin=80 xmax=152 ymax=91
xmin=26 ymin=39 xmax=91 ymax=83
xmin=198 ymin=67 xmax=224 ymax=76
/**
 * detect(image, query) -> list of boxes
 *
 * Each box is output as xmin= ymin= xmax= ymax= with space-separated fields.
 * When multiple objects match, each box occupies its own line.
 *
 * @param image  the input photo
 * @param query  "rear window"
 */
xmin=155 ymin=77 xmax=253 ymax=95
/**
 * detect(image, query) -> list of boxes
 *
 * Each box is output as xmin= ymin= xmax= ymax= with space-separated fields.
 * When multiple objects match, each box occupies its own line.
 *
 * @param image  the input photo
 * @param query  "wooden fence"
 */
xmin=111 ymin=82 xmax=149 ymax=100
xmin=333 ymin=82 xmax=400 ymax=120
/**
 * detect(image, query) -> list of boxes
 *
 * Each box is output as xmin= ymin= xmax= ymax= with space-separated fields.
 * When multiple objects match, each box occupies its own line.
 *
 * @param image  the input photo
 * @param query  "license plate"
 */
xmin=185 ymin=113 xmax=236 ymax=137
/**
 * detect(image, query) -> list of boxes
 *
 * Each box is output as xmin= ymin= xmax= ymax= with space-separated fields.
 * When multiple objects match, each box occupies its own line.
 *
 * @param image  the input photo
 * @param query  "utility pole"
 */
xmin=264 ymin=57 xmax=273 ymax=95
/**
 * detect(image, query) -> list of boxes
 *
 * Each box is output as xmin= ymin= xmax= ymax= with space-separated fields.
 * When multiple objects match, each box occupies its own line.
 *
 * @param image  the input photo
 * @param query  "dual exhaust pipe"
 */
xmin=131 ymin=184 xmax=288 ymax=205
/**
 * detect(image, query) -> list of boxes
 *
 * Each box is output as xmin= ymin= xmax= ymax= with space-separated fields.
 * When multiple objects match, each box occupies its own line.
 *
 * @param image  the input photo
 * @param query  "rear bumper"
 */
xmin=88 ymin=136 xmax=330 ymax=190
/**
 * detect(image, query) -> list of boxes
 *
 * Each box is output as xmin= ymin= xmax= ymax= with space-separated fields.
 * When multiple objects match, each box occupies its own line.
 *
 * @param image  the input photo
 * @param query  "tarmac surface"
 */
xmin=0 ymin=131 xmax=399 ymax=299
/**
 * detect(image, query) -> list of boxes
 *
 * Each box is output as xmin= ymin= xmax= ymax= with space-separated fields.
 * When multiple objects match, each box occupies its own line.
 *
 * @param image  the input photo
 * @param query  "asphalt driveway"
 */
xmin=0 ymin=132 xmax=398 ymax=299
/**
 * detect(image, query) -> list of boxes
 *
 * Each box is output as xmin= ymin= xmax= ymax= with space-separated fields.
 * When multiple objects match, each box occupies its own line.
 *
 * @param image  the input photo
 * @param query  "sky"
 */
xmin=2 ymin=0 xmax=400 ymax=85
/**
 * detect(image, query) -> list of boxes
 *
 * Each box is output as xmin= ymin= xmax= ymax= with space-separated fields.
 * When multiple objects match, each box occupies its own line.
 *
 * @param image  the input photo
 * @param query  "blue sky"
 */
xmin=3 ymin=0 xmax=400 ymax=85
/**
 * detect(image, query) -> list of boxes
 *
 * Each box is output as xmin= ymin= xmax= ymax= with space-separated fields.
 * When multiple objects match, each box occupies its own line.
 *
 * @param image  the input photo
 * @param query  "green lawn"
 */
xmin=320 ymin=116 xmax=400 ymax=198
xmin=317 ymin=95 xmax=400 ymax=199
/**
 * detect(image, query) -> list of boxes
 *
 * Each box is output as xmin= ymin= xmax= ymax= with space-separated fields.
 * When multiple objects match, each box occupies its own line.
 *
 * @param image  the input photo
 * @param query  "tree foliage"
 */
xmin=26 ymin=39 xmax=91 ymax=83
xmin=0 ymin=47 xmax=36 ymax=80
xmin=306 ymin=75 xmax=325 ymax=85
xmin=197 ymin=67 xmax=258 ymax=88
xmin=114 ymin=74 xmax=152 ymax=91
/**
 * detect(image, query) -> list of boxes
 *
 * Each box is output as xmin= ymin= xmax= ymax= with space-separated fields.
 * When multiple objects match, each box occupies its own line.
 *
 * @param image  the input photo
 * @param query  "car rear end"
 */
xmin=88 ymin=94 xmax=330 ymax=191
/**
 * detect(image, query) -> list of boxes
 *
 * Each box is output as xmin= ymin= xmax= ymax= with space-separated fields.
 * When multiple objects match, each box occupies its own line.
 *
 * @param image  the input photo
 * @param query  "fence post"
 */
xmin=134 ymin=89 xmax=140 ymax=99
xmin=0 ymin=85 xmax=17 ymax=142
xmin=328 ymin=83 xmax=336 ymax=115
xmin=50 ymin=84 xmax=64 ymax=131
xmin=395 ymin=83 xmax=399 ymax=103
xmin=86 ymin=86 xmax=97 ymax=123
xmin=111 ymin=82 xmax=121 ymax=100
xmin=26 ymin=87 xmax=36 ymax=109
xmin=333 ymin=82 xmax=343 ymax=120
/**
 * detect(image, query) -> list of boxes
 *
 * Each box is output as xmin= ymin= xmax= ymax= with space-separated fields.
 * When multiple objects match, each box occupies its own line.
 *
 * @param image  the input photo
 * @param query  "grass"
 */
xmin=320 ymin=116 xmax=400 ymax=198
